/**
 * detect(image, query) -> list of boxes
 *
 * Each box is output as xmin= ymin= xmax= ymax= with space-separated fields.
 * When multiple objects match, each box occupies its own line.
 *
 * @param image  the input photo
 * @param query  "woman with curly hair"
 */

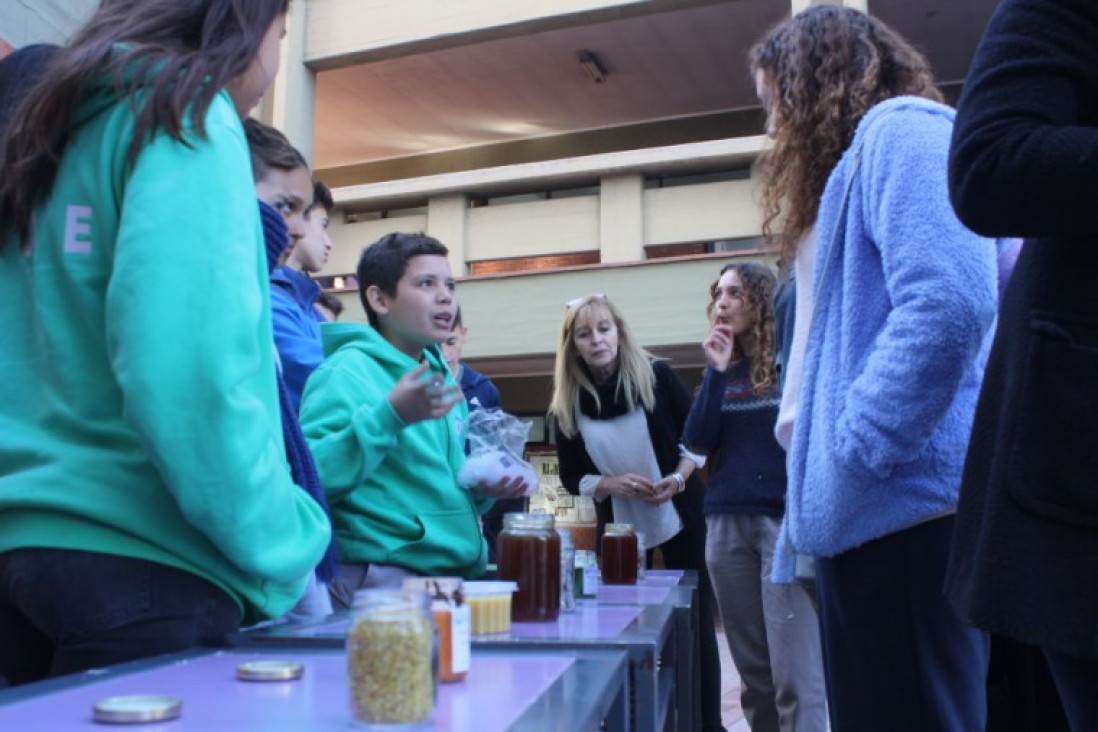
xmin=683 ymin=263 xmax=826 ymax=732
xmin=750 ymin=7 xmax=997 ymax=730
xmin=550 ymin=294 xmax=725 ymax=731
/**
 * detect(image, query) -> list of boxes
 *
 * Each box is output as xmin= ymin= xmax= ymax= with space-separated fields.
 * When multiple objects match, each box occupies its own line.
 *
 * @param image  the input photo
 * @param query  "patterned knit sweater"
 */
xmin=683 ymin=359 xmax=786 ymax=517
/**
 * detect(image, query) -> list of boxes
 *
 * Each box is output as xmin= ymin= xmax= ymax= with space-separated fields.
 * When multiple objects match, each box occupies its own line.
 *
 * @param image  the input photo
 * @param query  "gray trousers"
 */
xmin=328 ymin=563 xmax=417 ymax=611
xmin=706 ymin=514 xmax=827 ymax=732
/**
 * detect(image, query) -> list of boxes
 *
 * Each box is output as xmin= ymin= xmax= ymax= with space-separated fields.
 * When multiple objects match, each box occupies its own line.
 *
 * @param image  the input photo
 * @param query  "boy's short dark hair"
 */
xmin=243 ymin=118 xmax=307 ymax=183
xmin=308 ymin=180 xmax=333 ymax=215
xmin=357 ymin=232 xmax=448 ymax=328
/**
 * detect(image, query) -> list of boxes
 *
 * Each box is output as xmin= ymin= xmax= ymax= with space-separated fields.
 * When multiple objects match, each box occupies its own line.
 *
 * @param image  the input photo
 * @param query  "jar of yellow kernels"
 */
xmin=347 ymin=589 xmax=436 ymax=727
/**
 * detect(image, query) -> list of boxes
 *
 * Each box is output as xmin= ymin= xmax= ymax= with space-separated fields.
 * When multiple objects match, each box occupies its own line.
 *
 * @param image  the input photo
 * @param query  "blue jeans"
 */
xmin=0 ymin=548 xmax=239 ymax=686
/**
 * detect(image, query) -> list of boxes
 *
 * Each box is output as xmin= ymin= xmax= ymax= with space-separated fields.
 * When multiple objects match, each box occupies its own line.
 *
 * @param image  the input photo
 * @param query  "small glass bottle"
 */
xmin=575 ymin=549 xmax=599 ymax=598
xmin=497 ymin=512 xmax=561 ymax=622
xmin=557 ymin=528 xmax=576 ymax=612
xmin=601 ymin=523 xmax=639 ymax=585
xmin=635 ymin=530 xmax=647 ymax=581
xmin=347 ymin=589 xmax=437 ymax=728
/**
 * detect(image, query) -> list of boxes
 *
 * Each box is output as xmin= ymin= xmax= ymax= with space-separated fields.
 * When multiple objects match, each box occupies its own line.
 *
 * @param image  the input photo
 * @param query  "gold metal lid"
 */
xmin=235 ymin=660 xmax=305 ymax=682
xmin=92 ymin=695 xmax=182 ymax=725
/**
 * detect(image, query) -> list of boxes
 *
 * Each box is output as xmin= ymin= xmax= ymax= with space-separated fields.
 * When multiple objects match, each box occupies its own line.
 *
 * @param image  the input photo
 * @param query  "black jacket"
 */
xmin=554 ymin=359 xmax=704 ymax=549
xmin=944 ymin=0 xmax=1098 ymax=656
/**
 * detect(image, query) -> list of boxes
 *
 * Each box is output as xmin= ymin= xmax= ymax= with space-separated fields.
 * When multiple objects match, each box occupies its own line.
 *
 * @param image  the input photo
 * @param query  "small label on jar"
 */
xmin=451 ymin=605 xmax=471 ymax=674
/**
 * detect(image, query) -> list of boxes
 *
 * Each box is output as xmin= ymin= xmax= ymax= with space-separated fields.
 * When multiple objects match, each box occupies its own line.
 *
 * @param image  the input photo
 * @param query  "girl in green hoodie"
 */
xmin=0 ymin=0 xmax=330 ymax=685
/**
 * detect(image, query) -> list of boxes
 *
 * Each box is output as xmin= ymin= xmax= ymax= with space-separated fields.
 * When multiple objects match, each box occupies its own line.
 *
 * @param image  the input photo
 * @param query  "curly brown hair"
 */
xmin=707 ymin=262 xmax=778 ymax=394
xmin=749 ymin=6 xmax=942 ymax=271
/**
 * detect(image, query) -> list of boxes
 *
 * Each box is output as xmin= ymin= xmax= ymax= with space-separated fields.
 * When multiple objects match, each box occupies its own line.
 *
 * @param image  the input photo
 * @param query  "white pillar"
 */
xmin=599 ymin=174 xmax=645 ymax=264
xmin=261 ymin=0 xmax=317 ymax=165
xmin=427 ymin=194 xmax=470 ymax=277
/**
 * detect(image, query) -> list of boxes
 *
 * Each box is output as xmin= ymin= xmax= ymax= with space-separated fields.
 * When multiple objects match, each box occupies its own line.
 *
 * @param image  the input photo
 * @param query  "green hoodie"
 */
xmin=300 ymin=323 xmax=491 ymax=578
xmin=0 ymin=80 xmax=330 ymax=623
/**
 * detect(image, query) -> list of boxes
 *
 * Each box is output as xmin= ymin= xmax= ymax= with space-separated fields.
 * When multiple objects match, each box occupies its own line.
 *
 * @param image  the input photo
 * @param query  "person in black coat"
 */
xmin=549 ymin=294 xmax=725 ymax=731
xmin=945 ymin=0 xmax=1098 ymax=729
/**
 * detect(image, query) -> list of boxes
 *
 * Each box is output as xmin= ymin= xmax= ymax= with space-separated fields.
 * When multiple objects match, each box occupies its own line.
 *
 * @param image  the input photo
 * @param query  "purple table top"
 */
xmin=640 ymin=570 xmax=685 ymax=584
xmin=596 ymin=583 xmax=673 ymax=605
xmin=0 ymin=650 xmax=575 ymax=731
xmin=277 ymin=603 xmax=643 ymax=643
xmin=505 ymin=604 xmax=641 ymax=640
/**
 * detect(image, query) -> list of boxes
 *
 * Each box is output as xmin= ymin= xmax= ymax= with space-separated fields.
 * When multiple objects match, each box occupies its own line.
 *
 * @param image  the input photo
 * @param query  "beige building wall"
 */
xmin=303 ymin=0 xmax=705 ymax=67
xmin=0 ymin=0 xmax=94 ymax=47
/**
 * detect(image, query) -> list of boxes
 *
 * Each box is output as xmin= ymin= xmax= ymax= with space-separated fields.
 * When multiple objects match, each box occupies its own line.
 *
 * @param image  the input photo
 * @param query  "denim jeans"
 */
xmin=0 ymin=548 xmax=239 ymax=686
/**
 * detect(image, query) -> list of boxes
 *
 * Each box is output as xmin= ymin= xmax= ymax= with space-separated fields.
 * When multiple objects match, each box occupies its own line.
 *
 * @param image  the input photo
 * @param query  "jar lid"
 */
xmin=462 ymin=580 xmax=519 ymax=597
xmin=503 ymin=512 xmax=555 ymax=530
xmin=236 ymin=660 xmax=305 ymax=682
xmin=605 ymin=523 xmax=635 ymax=534
xmin=93 ymin=695 xmax=182 ymax=724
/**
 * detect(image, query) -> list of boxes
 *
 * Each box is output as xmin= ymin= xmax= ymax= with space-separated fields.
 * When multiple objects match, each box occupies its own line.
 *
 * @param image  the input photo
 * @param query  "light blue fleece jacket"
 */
xmin=775 ymin=97 xmax=998 ymax=580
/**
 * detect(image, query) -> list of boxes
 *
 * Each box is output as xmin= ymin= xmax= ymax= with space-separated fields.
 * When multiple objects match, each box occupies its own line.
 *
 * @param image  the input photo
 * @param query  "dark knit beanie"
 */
xmin=259 ymin=200 xmax=289 ymax=273
xmin=0 ymin=43 xmax=59 ymax=138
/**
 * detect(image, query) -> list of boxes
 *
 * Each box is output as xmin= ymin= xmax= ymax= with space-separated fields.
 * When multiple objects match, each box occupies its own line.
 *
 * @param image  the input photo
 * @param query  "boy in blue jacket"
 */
xmin=271 ymin=180 xmax=334 ymax=413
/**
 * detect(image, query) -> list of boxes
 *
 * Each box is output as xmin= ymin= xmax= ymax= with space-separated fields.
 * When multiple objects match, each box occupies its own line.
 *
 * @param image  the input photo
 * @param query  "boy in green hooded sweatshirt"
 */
xmin=300 ymin=232 xmax=527 ymax=609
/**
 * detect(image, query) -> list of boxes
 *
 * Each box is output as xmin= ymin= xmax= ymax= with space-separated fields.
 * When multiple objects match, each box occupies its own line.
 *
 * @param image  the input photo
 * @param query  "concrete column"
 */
xmin=599 ymin=173 xmax=645 ymax=264
xmin=427 ymin=194 xmax=470 ymax=277
xmin=260 ymin=0 xmax=317 ymax=164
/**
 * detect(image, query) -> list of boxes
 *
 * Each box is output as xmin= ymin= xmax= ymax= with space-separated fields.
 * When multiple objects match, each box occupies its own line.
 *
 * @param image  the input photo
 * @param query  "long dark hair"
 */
xmin=0 ymin=0 xmax=289 ymax=248
xmin=749 ymin=6 xmax=942 ymax=271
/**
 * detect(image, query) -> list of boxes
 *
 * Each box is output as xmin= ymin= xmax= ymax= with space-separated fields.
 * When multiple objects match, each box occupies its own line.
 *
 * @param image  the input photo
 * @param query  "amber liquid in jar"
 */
xmin=498 ymin=513 xmax=561 ymax=622
xmin=601 ymin=523 xmax=639 ymax=585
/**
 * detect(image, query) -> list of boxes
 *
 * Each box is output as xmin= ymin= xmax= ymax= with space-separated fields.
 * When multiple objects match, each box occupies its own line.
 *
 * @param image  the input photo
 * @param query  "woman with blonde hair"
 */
xmin=550 ymin=294 xmax=724 ymax=731
xmin=750 ymin=6 xmax=997 ymax=729
xmin=684 ymin=262 xmax=826 ymax=732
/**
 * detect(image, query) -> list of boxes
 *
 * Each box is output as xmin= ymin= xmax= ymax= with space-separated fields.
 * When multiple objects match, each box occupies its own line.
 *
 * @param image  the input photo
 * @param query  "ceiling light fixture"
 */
xmin=577 ymin=50 xmax=608 ymax=84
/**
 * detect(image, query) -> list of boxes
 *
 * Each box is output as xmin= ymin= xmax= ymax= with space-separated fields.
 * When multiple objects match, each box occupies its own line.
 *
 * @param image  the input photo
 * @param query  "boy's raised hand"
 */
xmin=702 ymin=324 xmax=735 ymax=372
xmin=389 ymin=361 xmax=463 ymax=425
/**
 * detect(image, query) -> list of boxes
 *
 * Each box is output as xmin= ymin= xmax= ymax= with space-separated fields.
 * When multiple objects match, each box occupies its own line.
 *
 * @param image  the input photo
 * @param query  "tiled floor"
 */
xmin=715 ymin=618 xmax=750 ymax=731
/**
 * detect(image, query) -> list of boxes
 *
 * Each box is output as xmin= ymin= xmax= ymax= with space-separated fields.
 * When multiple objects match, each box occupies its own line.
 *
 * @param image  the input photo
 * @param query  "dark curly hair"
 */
xmin=707 ymin=262 xmax=778 ymax=394
xmin=749 ymin=6 xmax=942 ymax=271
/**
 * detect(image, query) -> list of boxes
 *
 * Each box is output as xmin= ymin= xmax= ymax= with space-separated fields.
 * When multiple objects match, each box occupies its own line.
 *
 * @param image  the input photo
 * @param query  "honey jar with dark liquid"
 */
xmin=601 ymin=523 xmax=639 ymax=585
xmin=498 ymin=513 xmax=561 ymax=622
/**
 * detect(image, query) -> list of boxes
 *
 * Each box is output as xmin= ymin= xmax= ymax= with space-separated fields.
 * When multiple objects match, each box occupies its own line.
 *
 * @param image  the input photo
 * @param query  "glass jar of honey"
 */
xmin=497 ymin=513 xmax=561 ymax=622
xmin=601 ymin=523 xmax=639 ymax=585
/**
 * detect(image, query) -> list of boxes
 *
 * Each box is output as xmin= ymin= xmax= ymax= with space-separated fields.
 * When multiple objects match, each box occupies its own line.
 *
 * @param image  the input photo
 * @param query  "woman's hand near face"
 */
xmin=389 ymin=361 xmax=463 ymax=425
xmin=702 ymin=324 xmax=735 ymax=372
